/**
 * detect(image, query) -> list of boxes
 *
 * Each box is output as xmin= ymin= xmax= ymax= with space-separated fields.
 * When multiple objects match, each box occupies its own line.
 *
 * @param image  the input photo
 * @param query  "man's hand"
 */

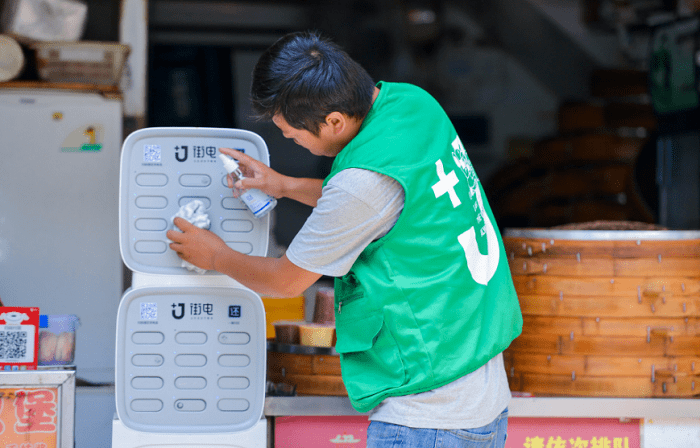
xmin=220 ymin=147 xmax=287 ymax=198
xmin=220 ymin=147 xmax=323 ymax=207
xmin=167 ymin=217 xmax=229 ymax=271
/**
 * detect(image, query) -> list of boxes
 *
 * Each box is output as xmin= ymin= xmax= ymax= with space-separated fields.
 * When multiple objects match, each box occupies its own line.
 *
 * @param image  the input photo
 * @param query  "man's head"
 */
xmin=251 ymin=31 xmax=376 ymax=137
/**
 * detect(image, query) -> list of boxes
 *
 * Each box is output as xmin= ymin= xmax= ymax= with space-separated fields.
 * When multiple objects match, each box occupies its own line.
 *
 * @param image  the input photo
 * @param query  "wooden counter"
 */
xmin=264 ymin=395 xmax=700 ymax=418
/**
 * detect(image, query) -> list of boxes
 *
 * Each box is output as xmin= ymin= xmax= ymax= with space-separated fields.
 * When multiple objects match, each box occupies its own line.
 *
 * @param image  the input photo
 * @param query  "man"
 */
xmin=167 ymin=31 xmax=522 ymax=448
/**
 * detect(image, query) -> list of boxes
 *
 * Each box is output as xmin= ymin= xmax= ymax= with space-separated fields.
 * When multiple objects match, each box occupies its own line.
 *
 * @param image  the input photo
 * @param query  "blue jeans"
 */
xmin=366 ymin=407 xmax=508 ymax=448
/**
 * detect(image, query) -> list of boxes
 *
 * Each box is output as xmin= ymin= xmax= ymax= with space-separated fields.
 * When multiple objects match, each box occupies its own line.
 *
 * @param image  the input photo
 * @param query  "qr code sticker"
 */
xmin=144 ymin=144 xmax=162 ymax=163
xmin=140 ymin=303 xmax=157 ymax=320
xmin=0 ymin=330 xmax=28 ymax=361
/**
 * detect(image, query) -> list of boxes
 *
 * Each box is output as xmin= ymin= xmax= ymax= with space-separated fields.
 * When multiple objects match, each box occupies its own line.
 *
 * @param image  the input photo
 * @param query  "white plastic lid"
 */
xmin=218 ymin=153 xmax=239 ymax=174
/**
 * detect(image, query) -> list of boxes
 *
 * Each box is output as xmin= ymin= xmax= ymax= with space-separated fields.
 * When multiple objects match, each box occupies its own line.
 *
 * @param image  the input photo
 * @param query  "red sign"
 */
xmin=275 ymin=416 xmax=369 ymax=448
xmin=274 ymin=415 xmax=640 ymax=448
xmin=0 ymin=388 xmax=58 ymax=448
xmin=507 ymin=417 xmax=641 ymax=448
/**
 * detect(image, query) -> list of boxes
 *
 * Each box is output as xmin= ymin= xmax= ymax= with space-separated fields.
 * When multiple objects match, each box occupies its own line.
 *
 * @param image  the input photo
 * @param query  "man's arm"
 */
xmin=167 ymin=218 xmax=322 ymax=297
xmin=279 ymin=176 xmax=324 ymax=207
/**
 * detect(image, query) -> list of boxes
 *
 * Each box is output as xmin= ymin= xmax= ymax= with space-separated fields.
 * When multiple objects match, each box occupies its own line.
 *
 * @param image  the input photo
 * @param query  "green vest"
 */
xmin=326 ymin=82 xmax=522 ymax=412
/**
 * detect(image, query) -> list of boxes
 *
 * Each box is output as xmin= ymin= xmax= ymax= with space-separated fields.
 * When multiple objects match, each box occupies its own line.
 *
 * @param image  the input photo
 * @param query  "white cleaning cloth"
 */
xmin=171 ymin=200 xmax=211 ymax=274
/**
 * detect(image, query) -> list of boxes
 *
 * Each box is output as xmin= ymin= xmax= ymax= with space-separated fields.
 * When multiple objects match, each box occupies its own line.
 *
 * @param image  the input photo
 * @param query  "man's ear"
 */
xmin=325 ymin=112 xmax=347 ymax=134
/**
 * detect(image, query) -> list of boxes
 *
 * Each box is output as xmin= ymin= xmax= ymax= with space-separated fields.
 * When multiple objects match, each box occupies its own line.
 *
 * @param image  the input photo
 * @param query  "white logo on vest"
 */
xmin=447 ymin=136 xmax=500 ymax=285
xmin=431 ymin=159 xmax=461 ymax=207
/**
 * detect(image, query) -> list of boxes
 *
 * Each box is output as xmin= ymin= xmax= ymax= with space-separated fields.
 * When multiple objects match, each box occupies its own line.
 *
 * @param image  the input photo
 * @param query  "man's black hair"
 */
xmin=251 ymin=31 xmax=376 ymax=136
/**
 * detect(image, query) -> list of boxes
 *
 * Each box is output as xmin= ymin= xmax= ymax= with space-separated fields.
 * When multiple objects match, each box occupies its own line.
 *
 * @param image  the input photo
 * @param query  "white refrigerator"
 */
xmin=0 ymin=88 xmax=123 ymax=384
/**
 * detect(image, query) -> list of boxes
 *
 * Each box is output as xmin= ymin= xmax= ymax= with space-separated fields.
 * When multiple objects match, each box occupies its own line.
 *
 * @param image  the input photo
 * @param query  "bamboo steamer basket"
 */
xmin=503 ymin=225 xmax=700 ymax=398
xmin=267 ymin=342 xmax=346 ymax=396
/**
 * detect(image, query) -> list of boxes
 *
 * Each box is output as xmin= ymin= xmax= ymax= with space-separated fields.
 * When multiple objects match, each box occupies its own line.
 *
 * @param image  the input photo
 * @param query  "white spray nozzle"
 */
xmin=218 ymin=153 xmax=239 ymax=173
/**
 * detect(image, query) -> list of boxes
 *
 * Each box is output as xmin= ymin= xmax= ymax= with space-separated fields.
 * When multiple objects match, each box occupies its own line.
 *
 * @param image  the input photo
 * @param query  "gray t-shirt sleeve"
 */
xmin=285 ymin=168 xmax=404 ymax=277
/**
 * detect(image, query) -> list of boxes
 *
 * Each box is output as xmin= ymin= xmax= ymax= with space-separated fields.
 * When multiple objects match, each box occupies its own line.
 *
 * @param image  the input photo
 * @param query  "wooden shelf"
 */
xmin=0 ymin=80 xmax=121 ymax=97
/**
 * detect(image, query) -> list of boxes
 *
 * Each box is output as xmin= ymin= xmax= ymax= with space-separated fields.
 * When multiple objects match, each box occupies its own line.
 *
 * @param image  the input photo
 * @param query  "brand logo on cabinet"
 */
xmin=228 ymin=305 xmax=241 ymax=318
xmin=174 ymin=144 xmax=218 ymax=163
xmin=60 ymin=125 xmax=104 ymax=152
xmin=171 ymin=303 xmax=214 ymax=320
xmin=330 ymin=434 xmax=361 ymax=444
xmin=175 ymin=145 xmax=188 ymax=162
xmin=172 ymin=303 xmax=185 ymax=319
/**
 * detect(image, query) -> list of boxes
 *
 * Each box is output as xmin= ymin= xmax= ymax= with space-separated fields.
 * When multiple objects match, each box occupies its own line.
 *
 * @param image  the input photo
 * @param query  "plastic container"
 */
xmin=298 ymin=323 xmax=336 ymax=348
xmin=312 ymin=286 xmax=335 ymax=324
xmin=272 ymin=320 xmax=304 ymax=345
xmin=38 ymin=314 xmax=79 ymax=366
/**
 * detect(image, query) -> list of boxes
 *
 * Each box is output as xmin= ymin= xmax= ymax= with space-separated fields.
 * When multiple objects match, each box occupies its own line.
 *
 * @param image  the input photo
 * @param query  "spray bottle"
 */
xmin=218 ymin=153 xmax=277 ymax=219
